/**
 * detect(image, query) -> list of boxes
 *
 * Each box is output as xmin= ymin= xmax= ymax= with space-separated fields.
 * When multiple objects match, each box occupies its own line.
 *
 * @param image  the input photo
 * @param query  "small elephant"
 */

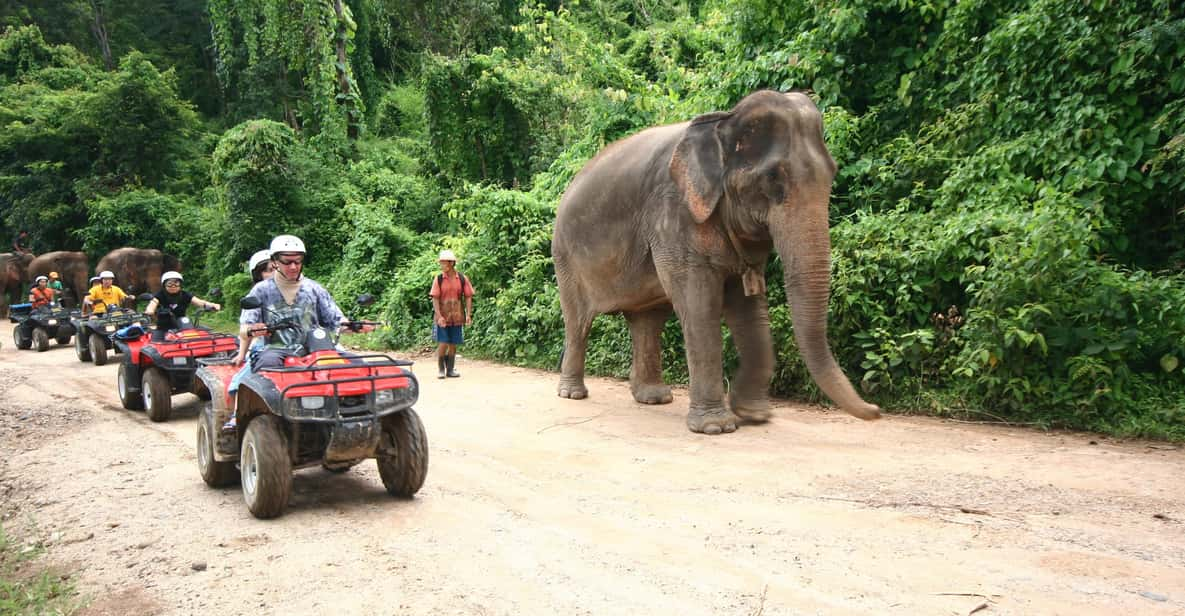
xmin=27 ymin=251 xmax=88 ymax=309
xmin=553 ymin=90 xmax=880 ymax=435
xmin=96 ymin=247 xmax=182 ymax=297
xmin=0 ymin=252 xmax=34 ymax=316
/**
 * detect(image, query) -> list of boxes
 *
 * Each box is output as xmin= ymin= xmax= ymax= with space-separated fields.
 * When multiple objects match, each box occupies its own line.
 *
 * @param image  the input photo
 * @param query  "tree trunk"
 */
xmin=332 ymin=0 xmax=359 ymax=140
xmin=89 ymin=0 xmax=114 ymax=71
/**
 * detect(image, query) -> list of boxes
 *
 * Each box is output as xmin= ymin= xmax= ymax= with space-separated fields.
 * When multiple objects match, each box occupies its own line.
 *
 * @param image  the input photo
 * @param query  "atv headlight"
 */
xmin=375 ymin=390 xmax=394 ymax=405
xmin=104 ymin=325 xmax=116 ymax=332
xmin=299 ymin=396 xmax=325 ymax=410
xmin=172 ymin=357 xmax=188 ymax=366
xmin=47 ymin=319 xmax=57 ymax=326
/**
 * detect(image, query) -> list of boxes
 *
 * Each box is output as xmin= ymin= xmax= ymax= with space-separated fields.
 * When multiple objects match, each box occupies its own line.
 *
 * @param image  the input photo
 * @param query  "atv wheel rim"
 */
xmin=243 ymin=441 xmax=258 ymax=496
xmin=118 ymin=369 xmax=127 ymax=400
xmin=197 ymin=422 xmax=211 ymax=472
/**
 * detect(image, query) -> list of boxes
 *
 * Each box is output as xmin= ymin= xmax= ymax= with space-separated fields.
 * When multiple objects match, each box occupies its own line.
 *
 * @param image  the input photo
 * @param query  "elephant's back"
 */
xmin=554 ymin=123 xmax=686 ymax=256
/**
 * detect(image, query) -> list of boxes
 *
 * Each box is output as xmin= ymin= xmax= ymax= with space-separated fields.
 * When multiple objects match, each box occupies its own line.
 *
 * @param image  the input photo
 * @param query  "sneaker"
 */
xmin=221 ymin=416 xmax=237 ymax=432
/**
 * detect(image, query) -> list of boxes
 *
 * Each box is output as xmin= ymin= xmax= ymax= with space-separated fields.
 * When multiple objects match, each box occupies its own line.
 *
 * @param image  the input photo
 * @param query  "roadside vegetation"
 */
xmin=1 ymin=1 xmax=1183 ymax=438
xmin=0 ymin=524 xmax=78 ymax=615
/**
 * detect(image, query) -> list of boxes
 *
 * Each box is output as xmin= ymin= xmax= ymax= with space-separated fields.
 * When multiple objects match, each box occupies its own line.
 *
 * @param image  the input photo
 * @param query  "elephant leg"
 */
xmin=557 ymin=281 xmax=594 ymax=400
xmin=625 ymin=305 xmax=673 ymax=404
xmin=669 ymin=272 xmax=736 ymax=435
xmin=723 ymin=279 xmax=775 ymax=423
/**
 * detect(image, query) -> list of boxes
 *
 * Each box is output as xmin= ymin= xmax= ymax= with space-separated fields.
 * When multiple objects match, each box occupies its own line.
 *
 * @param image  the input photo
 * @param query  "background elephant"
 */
xmin=95 ymin=247 xmax=182 ymax=297
xmin=552 ymin=90 xmax=880 ymax=435
xmin=0 ymin=252 xmax=34 ymax=316
xmin=27 ymin=251 xmax=88 ymax=309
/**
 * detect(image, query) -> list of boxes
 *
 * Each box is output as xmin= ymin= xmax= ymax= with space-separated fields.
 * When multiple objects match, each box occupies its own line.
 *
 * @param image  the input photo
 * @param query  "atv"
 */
xmin=9 ymin=302 xmax=78 ymax=352
xmin=71 ymin=300 xmax=150 ymax=366
xmin=194 ymin=295 xmax=426 ymax=519
xmin=114 ymin=302 xmax=239 ymax=422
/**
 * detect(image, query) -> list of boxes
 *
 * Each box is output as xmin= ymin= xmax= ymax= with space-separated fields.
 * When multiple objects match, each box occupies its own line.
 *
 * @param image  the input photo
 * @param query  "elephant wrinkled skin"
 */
xmin=27 ymin=251 xmax=87 ymax=309
xmin=1 ymin=252 xmax=34 ymax=316
xmin=552 ymin=90 xmax=880 ymax=435
xmin=96 ymin=247 xmax=182 ymax=296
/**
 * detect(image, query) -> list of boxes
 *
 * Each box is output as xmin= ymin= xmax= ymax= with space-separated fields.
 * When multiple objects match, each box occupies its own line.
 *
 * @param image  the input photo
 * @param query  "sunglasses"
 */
xmin=165 ymin=281 xmax=182 ymax=287
xmin=276 ymin=257 xmax=304 ymax=266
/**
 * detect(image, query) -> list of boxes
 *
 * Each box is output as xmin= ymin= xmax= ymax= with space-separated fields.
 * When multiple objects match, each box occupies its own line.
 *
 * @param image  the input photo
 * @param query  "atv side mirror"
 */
xmin=356 ymin=294 xmax=375 ymax=307
xmin=208 ymin=287 xmax=222 ymax=299
xmin=137 ymin=293 xmax=154 ymax=302
xmin=240 ymin=296 xmax=262 ymax=310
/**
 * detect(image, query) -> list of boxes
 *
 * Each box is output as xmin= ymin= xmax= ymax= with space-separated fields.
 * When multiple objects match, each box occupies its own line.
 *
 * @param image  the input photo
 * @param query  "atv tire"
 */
xmin=74 ymin=330 xmax=91 ymax=362
xmin=142 ymin=368 xmax=172 ymax=422
xmin=13 ymin=326 xmax=31 ymax=350
xmin=89 ymin=332 xmax=107 ymax=366
xmin=241 ymin=415 xmax=292 ymax=519
xmin=32 ymin=328 xmax=49 ymax=352
xmin=56 ymin=332 xmax=72 ymax=345
xmin=118 ymin=362 xmax=144 ymax=410
xmin=376 ymin=408 xmax=429 ymax=498
xmin=198 ymin=408 xmax=238 ymax=488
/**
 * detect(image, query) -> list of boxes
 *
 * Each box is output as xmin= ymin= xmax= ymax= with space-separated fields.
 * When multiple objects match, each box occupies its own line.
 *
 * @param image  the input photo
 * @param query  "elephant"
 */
xmin=27 ymin=251 xmax=89 ymax=309
xmin=0 ymin=252 xmax=34 ymax=316
xmin=552 ymin=90 xmax=881 ymax=435
xmin=95 ymin=247 xmax=182 ymax=297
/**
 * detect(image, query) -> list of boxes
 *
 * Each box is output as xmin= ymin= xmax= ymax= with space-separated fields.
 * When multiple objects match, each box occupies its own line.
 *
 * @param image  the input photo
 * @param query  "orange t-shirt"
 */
xmin=429 ymin=272 xmax=473 ymax=326
xmin=29 ymin=286 xmax=55 ymax=309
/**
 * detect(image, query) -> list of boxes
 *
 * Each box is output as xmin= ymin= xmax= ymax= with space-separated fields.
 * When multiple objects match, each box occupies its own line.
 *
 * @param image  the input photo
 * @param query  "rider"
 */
xmin=28 ymin=275 xmax=55 ymax=309
xmin=228 ymin=249 xmax=275 ymax=394
xmin=237 ymin=234 xmax=372 ymax=371
xmin=47 ymin=272 xmax=63 ymax=293
xmin=144 ymin=271 xmax=222 ymax=341
xmin=83 ymin=270 xmax=127 ymax=315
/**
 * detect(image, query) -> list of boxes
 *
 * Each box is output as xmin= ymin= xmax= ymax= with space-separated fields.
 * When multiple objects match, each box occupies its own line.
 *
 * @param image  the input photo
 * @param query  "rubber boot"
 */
xmin=446 ymin=354 xmax=460 ymax=378
xmin=437 ymin=354 xmax=447 ymax=379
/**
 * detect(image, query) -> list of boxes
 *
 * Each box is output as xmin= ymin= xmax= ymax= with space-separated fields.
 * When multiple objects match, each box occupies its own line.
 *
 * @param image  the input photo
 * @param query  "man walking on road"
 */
xmin=430 ymin=249 xmax=474 ymax=379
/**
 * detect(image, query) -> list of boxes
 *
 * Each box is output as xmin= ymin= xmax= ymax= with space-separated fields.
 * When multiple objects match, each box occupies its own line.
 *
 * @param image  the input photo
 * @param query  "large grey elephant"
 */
xmin=552 ymin=90 xmax=880 ymax=435
xmin=27 ymin=251 xmax=88 ymax=309
xmin=1 ymin=252 xmax=34 ymax=316
xmin=95 ymin=247 xmax=182 ymax=296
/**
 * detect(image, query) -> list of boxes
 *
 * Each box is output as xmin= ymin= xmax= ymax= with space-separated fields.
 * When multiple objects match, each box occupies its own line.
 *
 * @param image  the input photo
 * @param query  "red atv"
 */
xmin=194 ymin=295 xmax=426 ymax=519
xmin=114 ymin=304 xmax=239 ymax=421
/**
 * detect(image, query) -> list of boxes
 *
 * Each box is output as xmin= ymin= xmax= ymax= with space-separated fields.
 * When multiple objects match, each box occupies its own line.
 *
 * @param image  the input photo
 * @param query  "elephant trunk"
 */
xmin=770 ymin=197 xmax=881 ymax=421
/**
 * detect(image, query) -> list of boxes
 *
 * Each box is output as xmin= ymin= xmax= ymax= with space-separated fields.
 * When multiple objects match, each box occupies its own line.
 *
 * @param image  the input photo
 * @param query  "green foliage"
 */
xmin=0 ymin=524 xmax=78 ymax=614
xmin=208 ymin=119 xmax=307 ymax=281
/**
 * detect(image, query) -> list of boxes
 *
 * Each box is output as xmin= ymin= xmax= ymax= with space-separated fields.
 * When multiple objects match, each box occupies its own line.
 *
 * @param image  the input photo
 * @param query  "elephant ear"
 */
xmin=670 ymin=111 xmax=730 ymax=224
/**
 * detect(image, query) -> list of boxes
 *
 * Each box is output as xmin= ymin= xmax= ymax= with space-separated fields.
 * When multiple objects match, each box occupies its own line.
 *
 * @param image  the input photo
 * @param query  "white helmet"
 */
xmin=34 ymin=275 xmax=48 ymax=283
xmin=161 ymin=271 xmax=183 ymax=285
xmin=99 ymin=270 xmax=115 ymax=279
xmin=438 ymin=249 xmax=457 ymax=262
xmin=270 ymin=234 xmax=306 ymax=255
xmin=247 ymin=249 xmax=272 ymax=274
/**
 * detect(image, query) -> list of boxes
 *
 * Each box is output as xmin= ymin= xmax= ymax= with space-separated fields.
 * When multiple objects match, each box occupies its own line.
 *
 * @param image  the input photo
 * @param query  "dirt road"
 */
xmin=1 ymin=319 xmax=1183 ymax=615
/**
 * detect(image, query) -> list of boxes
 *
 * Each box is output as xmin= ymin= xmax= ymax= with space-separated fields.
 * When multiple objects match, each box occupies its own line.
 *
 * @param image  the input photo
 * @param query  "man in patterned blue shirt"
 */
xmin=238 ymin=234 xmax=371 ymax=371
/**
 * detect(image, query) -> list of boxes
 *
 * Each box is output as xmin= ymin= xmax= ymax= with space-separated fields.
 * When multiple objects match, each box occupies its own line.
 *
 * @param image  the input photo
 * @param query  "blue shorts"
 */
xmin=434 ymin=324 xmax=464 ymax=345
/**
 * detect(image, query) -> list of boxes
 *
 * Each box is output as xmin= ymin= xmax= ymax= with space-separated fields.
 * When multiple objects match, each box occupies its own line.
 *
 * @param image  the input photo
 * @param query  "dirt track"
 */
xmin=1 ymin=319 xmax=1183 ymax=615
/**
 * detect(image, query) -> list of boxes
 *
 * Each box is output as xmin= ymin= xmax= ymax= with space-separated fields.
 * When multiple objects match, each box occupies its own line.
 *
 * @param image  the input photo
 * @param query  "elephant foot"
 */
xmin=631 ymin=383 xmax=673 ymax=405
xmin=557 ymin=378 xmax=588 ymax=400
xmin=686 ymin=405 xmax=738 ymax=435
xmin=842 ymin=401 xmax=882 ymax=421
xmin=729 ymin=393 xmax=771 ymax=423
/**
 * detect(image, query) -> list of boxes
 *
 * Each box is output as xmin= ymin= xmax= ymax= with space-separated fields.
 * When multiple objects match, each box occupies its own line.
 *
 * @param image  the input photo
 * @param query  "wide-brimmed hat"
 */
xmin=48 ymin=271 xmax=59 ymax=279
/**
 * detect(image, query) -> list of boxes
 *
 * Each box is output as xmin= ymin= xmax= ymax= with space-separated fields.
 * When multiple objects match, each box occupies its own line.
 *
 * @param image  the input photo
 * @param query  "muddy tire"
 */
xmin=142 ymin=368 xmax=172 ymax=422
xmin=376 ymin=408 xmax=429 ymax=497
xmin=13 ymin=326 xmax=31 ymax=350
xmin=118 ymin=362 xmax=144 ymax=410
xmin=241 ymin=415 xmax=292 ymax=519
xmin=32 ymin=328 xmax=49 ymax=352
xmin=56 ymin=332 xmax=72 ymax=345
xmin=198 ymin=409 xmax=238 ymax=488
xmin=90 ymin=332 xmax=107 ymax=366
xmin=74 ymin=330 xmax=91 ymax=362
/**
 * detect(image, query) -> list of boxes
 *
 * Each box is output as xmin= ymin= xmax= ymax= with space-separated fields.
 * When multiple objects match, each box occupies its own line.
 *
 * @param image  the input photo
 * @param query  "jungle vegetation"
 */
xmin=2 ymin=1 xmax=1183 ymax=438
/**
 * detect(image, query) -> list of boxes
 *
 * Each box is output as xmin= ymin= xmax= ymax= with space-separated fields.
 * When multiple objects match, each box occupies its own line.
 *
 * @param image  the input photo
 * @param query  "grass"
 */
xmin=0 ymin=524 xmax=78 ymax=615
